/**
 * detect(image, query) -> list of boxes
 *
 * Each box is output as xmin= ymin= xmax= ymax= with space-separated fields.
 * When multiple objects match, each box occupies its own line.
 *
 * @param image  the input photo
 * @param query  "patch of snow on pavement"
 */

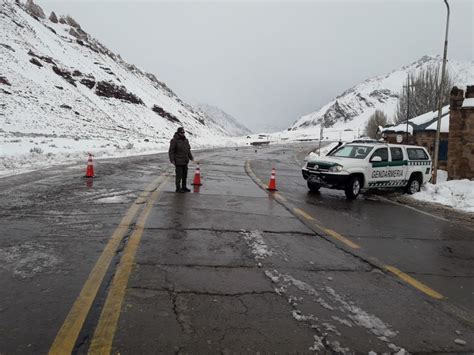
xmin=331 ymin=316 xmax=354 ymax=327
xmin=330 ymin=341 xmax=349 ymax=353
xmin=411 ymin=179 xmax=474 ymax=213
xmin=325 ymin=286 xmax=397 ymax=341
xmin=454 ymin=338 xmax=467 ymax=346
xmin=292 ymin=310 xmax=318 ymax=322
xmin=0 ymin=242 xmax=60 ymax=278
xmin=264 ymin=269 xmax=401 ymax=352
xmin=309 ymin=335 xmax=325 ymax=351
xmin=241 ymin=230 xmax=273 ymax=260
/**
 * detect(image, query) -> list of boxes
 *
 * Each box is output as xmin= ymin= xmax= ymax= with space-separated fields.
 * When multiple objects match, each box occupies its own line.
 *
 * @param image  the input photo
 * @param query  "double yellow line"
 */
xmin=49 ymin=174 xmax=168 ymax=355
xmin=245 ymin=160 xmax=444 ymax=301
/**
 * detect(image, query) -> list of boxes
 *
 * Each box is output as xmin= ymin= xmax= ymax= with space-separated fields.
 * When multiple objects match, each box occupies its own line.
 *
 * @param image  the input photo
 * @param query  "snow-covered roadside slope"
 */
xmin=194 ymin=103 xmax=252 ymax=137
xmin=0 ymin=1 xmax=242 ymax=175
xmin=283 ymin=55 xmax=474 ymax=141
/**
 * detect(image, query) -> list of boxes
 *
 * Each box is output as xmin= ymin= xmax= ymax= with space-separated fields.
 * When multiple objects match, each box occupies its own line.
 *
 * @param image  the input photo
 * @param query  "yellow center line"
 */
xmin=88 ymin=177 xmax=169 ymax=354
xmin=274 ymin=193 xmax=287 ymax=202
xmin=245 ymin=160 xmax=266 ymax=189
xmin=293 ymin=206 xmax=360 ymax=249
xmin=245 ymin=159 xmax=445 ymax=301
xmin=246 ymin=161 xmax=360 ymax=250
xmin=48 ymin=174 xmax=167 ymax=355
xmin=293 ymin=207 xmax=315 ymax=221
xmin=322 ymin=228 xmax=361 ymax=249
xmin=385 ymin=265 xmax=445 ymax=300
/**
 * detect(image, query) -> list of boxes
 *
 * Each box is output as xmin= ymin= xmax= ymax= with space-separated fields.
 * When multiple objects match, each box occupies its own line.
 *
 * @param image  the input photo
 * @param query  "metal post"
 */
xmin=406 ymin=79 xmax=410 ymax=143
xmin=432 ymin=0 xmax=450 ymax=184
xmin=403 ymin=79 xmax=415 ymax=144
xmin=318 ymin=123 xmax=323 ymax=156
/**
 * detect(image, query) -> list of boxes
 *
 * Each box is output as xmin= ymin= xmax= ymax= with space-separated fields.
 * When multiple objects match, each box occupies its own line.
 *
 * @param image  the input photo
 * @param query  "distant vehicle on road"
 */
xmin=250 ymin=141 xmax=270 ymax=146
xmin=302 ymin=143 xmax=432 ymax=199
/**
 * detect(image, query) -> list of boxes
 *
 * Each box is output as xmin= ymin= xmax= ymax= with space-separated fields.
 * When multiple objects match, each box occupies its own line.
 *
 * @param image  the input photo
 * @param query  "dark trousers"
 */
xmin=175 ymin=164 xmax=188 ymax=189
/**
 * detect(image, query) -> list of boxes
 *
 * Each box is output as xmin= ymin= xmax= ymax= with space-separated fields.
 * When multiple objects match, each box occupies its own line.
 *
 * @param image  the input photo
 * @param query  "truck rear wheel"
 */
xmin=345 ymin=176 xmax=361 ymax=199
xmin=406 ymin=175 xmax=422 ymax=194
xmin=307 ymin=181 xmax=321 ymax=192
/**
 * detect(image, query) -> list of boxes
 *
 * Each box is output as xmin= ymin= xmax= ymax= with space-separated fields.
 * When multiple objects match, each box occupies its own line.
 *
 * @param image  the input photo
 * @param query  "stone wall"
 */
xmin=447 ymin=86 xmax=474 ymax=180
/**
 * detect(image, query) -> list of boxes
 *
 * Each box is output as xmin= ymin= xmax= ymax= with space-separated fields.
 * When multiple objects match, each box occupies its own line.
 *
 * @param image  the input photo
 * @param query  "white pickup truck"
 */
xmin=302 ymin=142 xmax=432 ymax=199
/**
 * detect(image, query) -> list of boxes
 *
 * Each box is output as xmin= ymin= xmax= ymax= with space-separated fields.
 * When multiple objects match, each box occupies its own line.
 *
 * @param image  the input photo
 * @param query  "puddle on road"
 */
xmin=95 ymin=194 xmax=134 ymax=204
xmin=83 ymin=189 xmax=136 ymax=204
xmin=0 ymin=242 xmax=60 ymax=279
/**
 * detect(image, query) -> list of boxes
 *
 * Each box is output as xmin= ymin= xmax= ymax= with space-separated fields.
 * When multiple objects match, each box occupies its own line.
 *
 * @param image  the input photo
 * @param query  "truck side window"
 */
xmin=407 ymin=148 xmax=429 ymax=160
xmin=390 ymin=147 xmax=403 ymax=161
xmin=371 ymin=148 xmax=388 ymax=162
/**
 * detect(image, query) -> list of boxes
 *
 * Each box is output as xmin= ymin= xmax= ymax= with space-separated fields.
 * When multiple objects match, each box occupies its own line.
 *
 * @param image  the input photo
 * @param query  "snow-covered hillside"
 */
xmin=0 ymin=1 xmax=241 ymax=175
xmin=194 ymin=103 xmax=252 ymax=137
xmin=286 ymin=55 xmax=474 ymax=141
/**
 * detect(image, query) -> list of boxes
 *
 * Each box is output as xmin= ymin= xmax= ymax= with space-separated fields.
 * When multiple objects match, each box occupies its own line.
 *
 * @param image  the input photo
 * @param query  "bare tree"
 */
xmin=365 ymin=110 xmax=388 ymax=139
xmin=394 ymin=65 xmax=454 ymax=123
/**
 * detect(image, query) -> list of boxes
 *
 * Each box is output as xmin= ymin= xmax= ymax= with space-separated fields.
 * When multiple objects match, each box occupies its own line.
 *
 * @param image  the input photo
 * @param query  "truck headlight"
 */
xmin=329 ymin=164 xmax=343 ymax=172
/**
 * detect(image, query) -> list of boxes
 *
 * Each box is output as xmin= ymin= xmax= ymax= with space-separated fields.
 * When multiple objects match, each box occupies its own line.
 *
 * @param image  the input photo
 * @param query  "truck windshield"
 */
xmin=329 ymin=145 xmax=373 ymax=159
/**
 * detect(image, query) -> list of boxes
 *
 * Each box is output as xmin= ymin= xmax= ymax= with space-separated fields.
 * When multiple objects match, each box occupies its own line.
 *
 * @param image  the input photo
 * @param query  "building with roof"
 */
xmin=382 ymin=106 xmax=450 ymax=169
xmin=382 ymin=86 xmax=474 ymax=178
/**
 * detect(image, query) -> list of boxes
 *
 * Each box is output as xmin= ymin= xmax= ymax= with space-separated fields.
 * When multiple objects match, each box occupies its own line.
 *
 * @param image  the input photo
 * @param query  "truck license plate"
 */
xmin=309 ymin=175 xmax=321 ymax=184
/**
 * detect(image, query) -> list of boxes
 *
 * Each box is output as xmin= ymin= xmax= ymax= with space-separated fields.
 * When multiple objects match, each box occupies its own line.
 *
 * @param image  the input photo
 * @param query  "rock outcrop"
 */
xmin=52 ymin=66 xmax=76 ymax=86
xmin=24 ymin=0 xmax=45 ymax=19
xmin=0 ymin=76 xmax=12 ymax=86
xmin=152 ymin=105 xmax=181 ymax=123
xmin=48 ymin=11 xmax=58 ymax=23
xmin=95 ymin=81 xmax=144 ymax=105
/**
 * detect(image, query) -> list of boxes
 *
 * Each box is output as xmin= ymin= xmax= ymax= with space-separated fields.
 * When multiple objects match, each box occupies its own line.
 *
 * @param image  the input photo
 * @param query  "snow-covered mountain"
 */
xmin=194 ymin=103 xmax=252 ymax=136
xmin=287 ymin=55 xmax=474 ymax=141
xmin=0 ymin=0 xmax=237 ymax=165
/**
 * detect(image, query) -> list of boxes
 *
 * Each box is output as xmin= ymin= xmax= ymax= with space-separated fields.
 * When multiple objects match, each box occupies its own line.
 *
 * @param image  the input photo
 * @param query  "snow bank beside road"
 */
xmin=412 ymin=179 xmax=474 ymax=213
xmin=0 ymin=135 xmax=249 ymax=178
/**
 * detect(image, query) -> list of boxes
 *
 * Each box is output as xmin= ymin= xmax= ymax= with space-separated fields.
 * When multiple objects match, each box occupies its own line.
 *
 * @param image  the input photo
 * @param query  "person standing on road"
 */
xmin=169 ymin=127 xmax=194 ymax=193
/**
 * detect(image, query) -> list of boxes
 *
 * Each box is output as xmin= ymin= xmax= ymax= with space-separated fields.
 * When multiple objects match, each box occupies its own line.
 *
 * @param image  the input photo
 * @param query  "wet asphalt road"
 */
xmin=0 ymin=144 xmax=473 ymax=354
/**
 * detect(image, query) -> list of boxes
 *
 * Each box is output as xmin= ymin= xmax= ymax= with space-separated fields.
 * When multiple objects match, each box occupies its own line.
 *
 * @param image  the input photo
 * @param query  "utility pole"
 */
xmin=318 ymin=122 xmax=324 ymax=156
xmin=403 ymin=78 xmax=416 ymax=144
xmin=433 ymin=0 xmax=450 ymax=184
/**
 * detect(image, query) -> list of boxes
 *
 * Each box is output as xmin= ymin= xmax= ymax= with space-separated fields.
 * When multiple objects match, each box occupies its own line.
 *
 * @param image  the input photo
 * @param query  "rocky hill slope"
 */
xmin=287 ymin=55 xmax=474 ymax=140
xmin=0 ymin=0 xmax=237 ymax=168
xmin=194 ymin=103 xmax=252 ymax=136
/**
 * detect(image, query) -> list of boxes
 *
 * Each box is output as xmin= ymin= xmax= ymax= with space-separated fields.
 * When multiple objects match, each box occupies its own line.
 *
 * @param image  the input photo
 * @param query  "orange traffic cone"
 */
xmin=191 ymin=163 xmax=202 ymax=186
xmin=267 ymin=167 xmax=277 ymax=191
xmin=85 ymin=153 xmax=95 ymax=178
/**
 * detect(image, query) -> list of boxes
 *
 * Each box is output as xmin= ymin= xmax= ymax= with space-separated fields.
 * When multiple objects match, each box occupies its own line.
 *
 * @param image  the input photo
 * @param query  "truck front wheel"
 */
xmin=307 ymin=181 xmax=321 ymax=192
xmin=345 ymin=176 xmax=362 ymax=199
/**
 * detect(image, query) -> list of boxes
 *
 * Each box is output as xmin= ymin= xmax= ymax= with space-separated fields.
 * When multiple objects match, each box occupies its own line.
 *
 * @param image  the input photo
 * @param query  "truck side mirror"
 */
xmin=370 ymin=156 xmax=382 ymax=162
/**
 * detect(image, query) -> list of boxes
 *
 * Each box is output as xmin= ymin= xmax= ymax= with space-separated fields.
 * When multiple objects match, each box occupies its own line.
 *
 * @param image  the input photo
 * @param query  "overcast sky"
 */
xmin=38 ymin=0 xmax=473 ymax=132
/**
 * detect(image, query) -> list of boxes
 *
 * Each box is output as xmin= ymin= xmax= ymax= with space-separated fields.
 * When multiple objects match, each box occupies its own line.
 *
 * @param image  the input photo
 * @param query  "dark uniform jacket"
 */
xmin=169 ymin=132 xmax=193 ymax=165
